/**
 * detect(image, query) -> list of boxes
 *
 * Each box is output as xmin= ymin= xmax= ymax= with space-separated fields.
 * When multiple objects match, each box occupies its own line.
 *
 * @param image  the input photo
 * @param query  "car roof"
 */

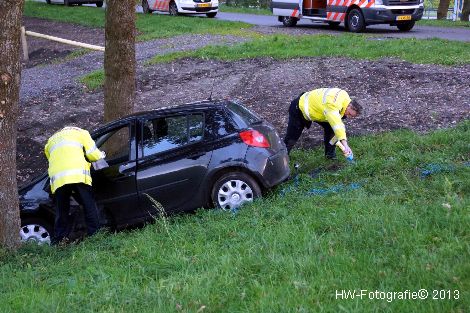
xmin=92 ymin=99 xmax=232 ymax=134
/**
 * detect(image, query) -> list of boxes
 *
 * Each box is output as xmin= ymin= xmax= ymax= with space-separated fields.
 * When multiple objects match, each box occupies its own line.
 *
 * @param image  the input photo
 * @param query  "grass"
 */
xmin=78 ymin=69 xmax=104 ymax=90
xmin=218 ymin=4 xmax=272 ymax=15
xmin=1 ymin=121 xmax=469 ymax=312
xmin=24 ymin=1 xmax=252 ymax=41
xmin=148 ymin=34 xmax=470 ymax=66
xmin=418 ymin=19 xmax=470 ymax=28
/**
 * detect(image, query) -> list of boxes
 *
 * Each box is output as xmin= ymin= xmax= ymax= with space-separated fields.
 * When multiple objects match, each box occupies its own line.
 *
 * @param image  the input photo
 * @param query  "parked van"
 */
xmin=142 ymin=0 xmax=219 ymax=17
xmin=271 ymin=0 xmax=424 ymax=32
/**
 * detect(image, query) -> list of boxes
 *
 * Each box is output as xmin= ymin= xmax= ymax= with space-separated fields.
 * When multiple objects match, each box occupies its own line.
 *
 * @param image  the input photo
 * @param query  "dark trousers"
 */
xmin=283 ymin=93 xmax=336 ymax=157
xmin=54 ymin=183 xmax=100 ymax=243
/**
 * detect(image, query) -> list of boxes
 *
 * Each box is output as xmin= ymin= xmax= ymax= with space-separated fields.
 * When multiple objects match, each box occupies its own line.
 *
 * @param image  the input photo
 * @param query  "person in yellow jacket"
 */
xmin=45 ymin=126 xmax=106 ymax=244
xmin=284 ymin=88 xmax=362 ymax=158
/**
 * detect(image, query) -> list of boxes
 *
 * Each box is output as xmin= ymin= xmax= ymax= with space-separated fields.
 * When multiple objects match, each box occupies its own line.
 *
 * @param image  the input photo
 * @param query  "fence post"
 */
xmin=21 ymin=26 xmax=29 ymax=62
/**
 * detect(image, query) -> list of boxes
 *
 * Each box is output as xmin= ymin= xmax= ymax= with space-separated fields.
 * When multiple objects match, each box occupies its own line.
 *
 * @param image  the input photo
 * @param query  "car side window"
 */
xmin=95 ymin=125 xmax=130 ymax=164
xmin=143 ymin=113 xmax=204 ymax=157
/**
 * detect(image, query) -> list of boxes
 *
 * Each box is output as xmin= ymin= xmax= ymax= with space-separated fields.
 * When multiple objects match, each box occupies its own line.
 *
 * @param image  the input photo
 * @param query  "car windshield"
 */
xmin=226 ymin=102 xmax=260 ymax=127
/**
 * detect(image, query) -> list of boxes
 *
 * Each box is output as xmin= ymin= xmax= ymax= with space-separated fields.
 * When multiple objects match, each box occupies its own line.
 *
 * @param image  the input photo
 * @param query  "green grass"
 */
xmin=219 ymin=4 xmax=272 ymax=15
xmin=1 ymin=122 xmax=469 ymax=312
xmin=78 ymin=69 xmax=104 ymax=90
xmin=418 ymin=19 xmax=470 ymax=28
xmin=148 ymin=34 xmax=470 ymax=66
xmin=24 ymin=1 xmax=252 ymax=41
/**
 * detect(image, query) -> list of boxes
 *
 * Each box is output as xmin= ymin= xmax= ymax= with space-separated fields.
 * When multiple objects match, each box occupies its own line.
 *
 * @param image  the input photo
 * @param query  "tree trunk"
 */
xmin=462 ymin=0 xmax=470 ymax=21
xmin=104 ymin=0 xmax=136 ymax=124
xmin=437 ymin=0 xmax=451 ymax=19
xmin=0 ymin=0 xmax=24 ymax=251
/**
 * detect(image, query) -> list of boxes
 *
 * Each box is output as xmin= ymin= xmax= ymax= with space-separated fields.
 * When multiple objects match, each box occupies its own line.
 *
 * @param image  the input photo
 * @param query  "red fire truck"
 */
xmin=271 ymin=0 xmax=424 ymax=32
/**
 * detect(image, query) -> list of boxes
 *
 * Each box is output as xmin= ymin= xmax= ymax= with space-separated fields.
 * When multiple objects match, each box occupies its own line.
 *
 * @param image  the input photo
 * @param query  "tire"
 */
xmin=64 ymin=0 xmax=72 ymax=6
xmin=282 ymin=16 xmax=298 ymax=27
xmin=96 ymin=1 xmax=103 ymax=7
xmin=346 ymin=8 xmax=366 ymax=33
xmin=142 ymin=0 xmax=153 ymax=14
xmin=169 ymin=1 xmax=179 ymax=16
xmin=211 ymin=172 xmax=261 ymax=211
xmin=328 ymin=21 xmax=341 ymax=29
xmin=20 ymin=217 xmax=53 ymax=245
xmin=206 ymin=12 xmax=217 ymax=18
xmin=46 ymin=0 xmax=51 ymax=4
xmin=397 ymin=21 xmax=415 ymax=32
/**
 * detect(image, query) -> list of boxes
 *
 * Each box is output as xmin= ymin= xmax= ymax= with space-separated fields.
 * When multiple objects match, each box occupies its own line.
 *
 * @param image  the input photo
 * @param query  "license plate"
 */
xmin=197 ymin=3 xmax=211 ymax=7
xmin=396 ymin=15 xmax=412 ymax=21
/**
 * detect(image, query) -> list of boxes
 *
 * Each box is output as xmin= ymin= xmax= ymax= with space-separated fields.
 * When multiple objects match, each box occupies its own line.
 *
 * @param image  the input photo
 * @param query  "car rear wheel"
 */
xmin=347 ymin=8 xmax=366 ymax=33
xmin=64 ymin=0 xmax=72 ymax=6
xmin=397 ymin=21 xmax=415 ymax=31
xmin=212 ymin=173 xmax=261 ymax=211
xmin=96 ymin=1 xmax=103 ymax=7
xmin=142 ymin=0 xmax=153 ymax=14
xmin=206 ymin=12 xmax=217 ymax=18
xmin=169 ymin=1 xmax=179 ymax=16
xmin=282 ymin=17 xmax=298 ymax=27
xmin=20 ymin=217 xmax=53 ymax=245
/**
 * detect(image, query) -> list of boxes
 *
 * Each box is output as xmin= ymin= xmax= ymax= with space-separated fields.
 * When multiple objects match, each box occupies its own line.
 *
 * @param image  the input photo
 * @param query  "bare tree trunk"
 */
xmin=437 ymin=0 xmax=451 ymax=19
xmin=462 ymin=0 xmax=470 ymax=21
xmin=0 ymin=0 xmax=24 ymax=251
xmin=103 ymin=0 xmax=136 ymax=124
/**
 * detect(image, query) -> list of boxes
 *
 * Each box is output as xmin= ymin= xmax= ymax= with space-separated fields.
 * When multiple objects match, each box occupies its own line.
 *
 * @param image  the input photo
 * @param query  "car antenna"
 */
xmin=208 ymin=77 xmax=216 ymax=101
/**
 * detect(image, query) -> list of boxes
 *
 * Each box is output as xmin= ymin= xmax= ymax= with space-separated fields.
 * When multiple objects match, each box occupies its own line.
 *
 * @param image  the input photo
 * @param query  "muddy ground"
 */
xmin=17 ymin=17 xmax=470 ymax=186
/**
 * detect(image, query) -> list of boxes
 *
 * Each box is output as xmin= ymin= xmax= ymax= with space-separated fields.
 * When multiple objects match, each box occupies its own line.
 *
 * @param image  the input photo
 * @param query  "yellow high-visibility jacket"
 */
xmin=45 ymin=127 xmax=104 ymax=194
xmin=298 ymin=88 xmax=351 ymax=141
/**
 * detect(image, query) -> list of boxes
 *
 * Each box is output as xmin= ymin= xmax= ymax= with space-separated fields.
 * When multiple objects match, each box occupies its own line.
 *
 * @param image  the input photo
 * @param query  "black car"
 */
xmin=19 ymin=100 xmax=290 ymax=244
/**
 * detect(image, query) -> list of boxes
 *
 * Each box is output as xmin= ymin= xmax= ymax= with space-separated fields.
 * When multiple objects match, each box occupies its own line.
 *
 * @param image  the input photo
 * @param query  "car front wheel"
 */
xmin=20 ymin=217 xmax=53 ymax=245
xmin=169 ymin=1 xmax=179 ymax=16
xmin=212 ymin=172 xmax=261 ymax=211
xmin=282 ymin=17 xmax=298 ymax=27
xmin=142 ymin=0 xmax=153 ymax=13
xmin=397 ymin=21 xmax=415 ymax=31
xmin=347 ymin=8 xmax=366 ymax=33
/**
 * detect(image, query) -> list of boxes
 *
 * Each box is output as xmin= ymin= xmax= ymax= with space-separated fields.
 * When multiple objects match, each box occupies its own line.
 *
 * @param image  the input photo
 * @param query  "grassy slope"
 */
xmin=24 ymin=1 xmax=252 ymax=40
xmin=1 ymin=122 xmax=469 ymax=312
xmin=149 ymin=34 xmax=470 ymax=66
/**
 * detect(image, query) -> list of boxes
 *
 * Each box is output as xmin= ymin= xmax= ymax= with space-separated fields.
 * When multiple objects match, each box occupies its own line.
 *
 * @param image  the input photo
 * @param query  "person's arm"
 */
xmin=44 ymin=141 xmax=50 ymax=160
xmin=324 ymin=102 xmax=347 ymax=141
xmin=82 ymin=130 xmax=105 ymax=162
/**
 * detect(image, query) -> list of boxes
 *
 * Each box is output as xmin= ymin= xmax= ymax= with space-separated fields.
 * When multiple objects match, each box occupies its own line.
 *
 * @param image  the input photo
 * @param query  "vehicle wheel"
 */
xmin=96 ymin=1 xmax=104 ymax=7
xmin=328 ymin=21 xmax=341 ymax=29
xmin=64 ymin=0 xmax=72 ymax=6
xmin=169 ymin=1 xmax=179 ymax=16
xmin=20 ymin=217 xmax=53 ymax=245
xmin=211 ymin=172 xmax=261 ymax=211
xmin=282 ymin=16 xmax=298 ymax=27
xmin=206 ymin=12 xmax=217 ymax=18
xmin=347 ymin=8 xmax=366 ymax=33
xmin=397 ymin=21 xmax=415 ymax=31
xmin=46 ymin=0 xmax=51 ymax=4
xmin=142 ymin=0 xmax=153 ymax=14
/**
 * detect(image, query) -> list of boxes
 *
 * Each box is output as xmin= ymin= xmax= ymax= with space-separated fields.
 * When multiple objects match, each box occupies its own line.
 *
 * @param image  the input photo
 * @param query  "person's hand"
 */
xmin=340 ymin=140 xmax=352 ymax=156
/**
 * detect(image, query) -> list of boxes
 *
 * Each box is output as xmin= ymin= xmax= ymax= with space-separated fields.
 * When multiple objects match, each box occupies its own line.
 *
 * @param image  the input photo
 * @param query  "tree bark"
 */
xmin=437 ymin=0 xmax=451 ymax=19
xmin=104 ymin=0 xmax=136 ymax=124
xmin=0 ymin=0 xmax=24 ymax=251
xmin=462 ymin=0 xmax=470 ymax=21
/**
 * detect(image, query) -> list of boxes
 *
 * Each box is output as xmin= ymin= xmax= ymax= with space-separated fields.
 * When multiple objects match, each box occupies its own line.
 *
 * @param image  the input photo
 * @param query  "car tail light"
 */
xmin=239 ymin=130 xmax=270 ymax=148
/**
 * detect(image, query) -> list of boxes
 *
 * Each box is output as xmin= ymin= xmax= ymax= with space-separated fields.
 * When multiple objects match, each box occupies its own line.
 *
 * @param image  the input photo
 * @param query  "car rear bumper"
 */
xmin=245 ymin=147 xmax=290 ymax=188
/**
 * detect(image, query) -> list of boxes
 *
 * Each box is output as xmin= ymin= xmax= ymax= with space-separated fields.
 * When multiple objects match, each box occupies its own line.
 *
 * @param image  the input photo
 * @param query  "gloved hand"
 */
xmin=340 ymin=140 xmax=353 ymax=157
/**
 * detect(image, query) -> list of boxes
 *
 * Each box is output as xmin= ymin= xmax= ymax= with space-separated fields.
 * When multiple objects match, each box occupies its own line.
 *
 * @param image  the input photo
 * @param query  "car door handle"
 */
xmin=119 ymin=162 xmax=136 ymax=174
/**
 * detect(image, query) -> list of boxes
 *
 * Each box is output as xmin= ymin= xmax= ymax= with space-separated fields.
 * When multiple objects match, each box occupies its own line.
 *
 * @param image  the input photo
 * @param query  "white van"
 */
xmin=142 ymin=0 xmax=219 ymax=18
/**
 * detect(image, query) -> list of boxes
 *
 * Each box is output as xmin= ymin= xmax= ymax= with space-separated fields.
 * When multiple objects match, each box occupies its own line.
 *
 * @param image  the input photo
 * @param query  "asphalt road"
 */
xmin=36 ymin=1 xmax=470 ymax=41
xmin=216 ymin=12 xmax=470 ymax=42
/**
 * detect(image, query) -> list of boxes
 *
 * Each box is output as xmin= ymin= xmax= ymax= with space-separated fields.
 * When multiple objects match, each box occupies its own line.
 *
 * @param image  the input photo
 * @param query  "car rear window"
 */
xmin=226 ymin=102 xmax=261 ymax=128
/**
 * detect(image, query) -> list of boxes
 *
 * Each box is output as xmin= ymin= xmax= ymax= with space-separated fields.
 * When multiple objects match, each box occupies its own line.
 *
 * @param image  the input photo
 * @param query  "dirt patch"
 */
xmin=22 ymin=17 xmax=104 ymax=68
xmin=17 ymin=56 xmax=470 ymax=185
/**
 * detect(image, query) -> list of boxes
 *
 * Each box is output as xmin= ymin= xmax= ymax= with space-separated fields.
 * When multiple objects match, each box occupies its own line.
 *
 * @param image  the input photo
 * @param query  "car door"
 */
xmin=136 ymin=112 xmax=212 ymax=215
xmin=92 ymin=121 xmax=143 ymax=228
xmin=146 ymin=0 xmax=169 ymax=11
